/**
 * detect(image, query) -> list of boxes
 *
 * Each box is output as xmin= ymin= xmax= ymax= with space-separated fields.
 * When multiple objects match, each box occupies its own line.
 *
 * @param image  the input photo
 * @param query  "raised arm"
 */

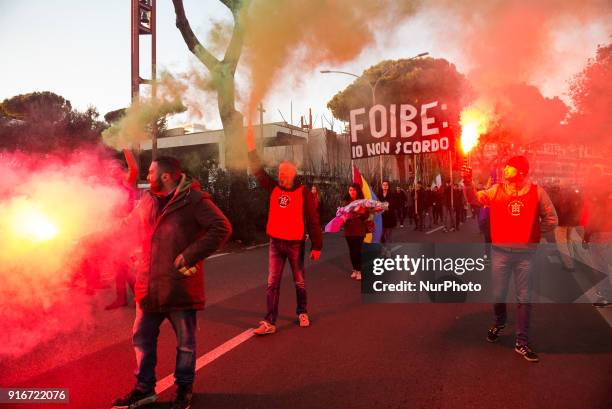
xmin=123 ymin=148 xmax=139 ymax=187
xmin=246 ymin=121 xmax=276 ymax=193
xmin=462 ymin=166 xmax=494 ymax=207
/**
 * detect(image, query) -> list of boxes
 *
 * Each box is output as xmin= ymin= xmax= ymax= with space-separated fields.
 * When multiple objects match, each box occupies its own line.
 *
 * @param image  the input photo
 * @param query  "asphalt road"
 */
xmin=1 ymin=219 xmax=611 ymax=409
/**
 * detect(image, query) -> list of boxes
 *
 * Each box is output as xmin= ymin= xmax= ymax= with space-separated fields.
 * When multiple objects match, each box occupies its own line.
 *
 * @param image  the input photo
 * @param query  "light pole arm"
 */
xmin=319 ymin=70 xmax=361 ymax=79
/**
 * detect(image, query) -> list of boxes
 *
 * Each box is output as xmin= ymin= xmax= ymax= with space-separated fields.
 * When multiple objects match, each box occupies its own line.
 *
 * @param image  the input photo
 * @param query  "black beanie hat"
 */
xmin=506 ymin=155 xmax=529 ymax=175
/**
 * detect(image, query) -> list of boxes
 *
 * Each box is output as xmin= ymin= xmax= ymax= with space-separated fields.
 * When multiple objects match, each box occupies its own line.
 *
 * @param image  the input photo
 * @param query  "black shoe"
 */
xmin=112 ymin=388 xmax=157 ymax=409
xmin=514 ymin=344 xmax=539 ymax=362
xmin=171 ymin=384 xmax=193 ymax=409
xmin=486 ymin=324 xmax=505 ymax=343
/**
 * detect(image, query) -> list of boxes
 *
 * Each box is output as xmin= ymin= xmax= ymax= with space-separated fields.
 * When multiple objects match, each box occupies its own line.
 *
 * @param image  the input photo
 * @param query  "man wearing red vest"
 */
xmin=463 ymin=155 xmax=557 ymax=362
xmin=246 ymin=123 xmax=323 ymax=335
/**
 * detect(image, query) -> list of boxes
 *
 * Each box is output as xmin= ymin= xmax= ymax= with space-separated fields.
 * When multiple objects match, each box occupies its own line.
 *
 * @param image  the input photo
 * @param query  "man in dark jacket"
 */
xmin=453 ymin=184 xmax=465 ymax=230
xmin=246 ymin=123 xmax=322 ymax=336
xmin=414 ymin=182 xmax=426 ymax=231
xmin=432 ymin=186 xmax=442 ymax=225
xmin=442 ymin=182 xmax=455 ymax=232
xmin=550 ymin=186 xmax=583 ymax=271
xmin=379 ymin=181 xmax=397 ymax=256
xmin=395 ymin=186 xmax=408 ymax=227
xmin=113 ymin=156 xmax=232 ymax=409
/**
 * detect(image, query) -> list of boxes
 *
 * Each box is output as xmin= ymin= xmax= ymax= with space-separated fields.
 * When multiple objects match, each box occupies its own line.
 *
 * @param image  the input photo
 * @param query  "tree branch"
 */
xmin=223 ymin=0 xmax=250 ymax=74
xmin=219 ymin=0 xmax=241 ymax=13
xmin=172 ymin=0 xmax=220 ymax=72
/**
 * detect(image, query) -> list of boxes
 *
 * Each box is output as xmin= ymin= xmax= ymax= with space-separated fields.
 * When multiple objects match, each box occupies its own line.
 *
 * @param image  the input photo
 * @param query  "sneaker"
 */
xmin=112 ymin=388 xmax=157 ymax=409
xmin=355 ymin=271 xmax=362 ymax=281
xmin=171 ymin=384 xmax=193 ymax=409
xmin=253 ymin=320 xmax=276 ymax=335
xmin=486 ymin=324 xmax=505 ymax=343
xmin=350 ymin=270 xmax=358 ymax=279
xmin=514 ymin=344 xmax=539 ymax=362
xmin=298 ymin=313 xmax=310 ymax=327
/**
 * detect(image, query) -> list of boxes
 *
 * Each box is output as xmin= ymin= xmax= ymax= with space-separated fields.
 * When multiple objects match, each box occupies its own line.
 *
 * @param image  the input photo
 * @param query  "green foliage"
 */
xmin=184 ymin=161 xmax=268 ymax=244
xmin=568 ymin=41 xmax=611 ymax=149
xmin=327 ymin=57 xmax=469 ymax=122
xmin=0 ymin=91 xmax=106 ymax=152
xmin=182 ymin=158 xmax=351 ymax=243
xmin=481 ymin=83 xmax=568 ymax=146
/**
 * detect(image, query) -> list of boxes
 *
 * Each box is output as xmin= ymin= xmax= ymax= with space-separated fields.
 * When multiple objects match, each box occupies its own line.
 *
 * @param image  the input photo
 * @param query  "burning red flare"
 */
xmin=460 ymin=106 xmax=490 ymax=154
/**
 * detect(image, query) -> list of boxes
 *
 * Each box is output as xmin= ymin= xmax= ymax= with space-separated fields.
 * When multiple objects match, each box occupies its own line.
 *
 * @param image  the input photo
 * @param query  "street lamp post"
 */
xmin=321 ymin=52 xmax=429 ymax=186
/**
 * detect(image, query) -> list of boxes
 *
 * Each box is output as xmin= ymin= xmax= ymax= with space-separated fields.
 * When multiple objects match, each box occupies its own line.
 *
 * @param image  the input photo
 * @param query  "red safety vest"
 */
xmin=490 ymin=183 xmax=540 ymax=245
xmin=267 ymin=185 xmax=305 ymax=240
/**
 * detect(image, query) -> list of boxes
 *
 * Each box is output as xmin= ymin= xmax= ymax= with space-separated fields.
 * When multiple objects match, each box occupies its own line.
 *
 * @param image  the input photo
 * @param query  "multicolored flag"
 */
xmin=352 ymin=164 xmax=382 ymax=243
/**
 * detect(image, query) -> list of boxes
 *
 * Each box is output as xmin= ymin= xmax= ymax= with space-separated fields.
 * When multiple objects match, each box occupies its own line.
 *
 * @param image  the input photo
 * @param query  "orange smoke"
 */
xmin=242 ymin=0 xmax=419 ymax=117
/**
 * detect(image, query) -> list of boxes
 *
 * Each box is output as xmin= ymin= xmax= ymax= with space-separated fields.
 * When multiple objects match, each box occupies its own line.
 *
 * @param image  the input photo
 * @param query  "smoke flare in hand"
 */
xmin=459 ymin=105 xmax=490 ymax=154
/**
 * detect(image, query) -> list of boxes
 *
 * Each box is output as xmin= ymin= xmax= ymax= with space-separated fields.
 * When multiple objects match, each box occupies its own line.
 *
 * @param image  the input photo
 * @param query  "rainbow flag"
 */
xmin=352 ymin=164 xmax=382 ymax=243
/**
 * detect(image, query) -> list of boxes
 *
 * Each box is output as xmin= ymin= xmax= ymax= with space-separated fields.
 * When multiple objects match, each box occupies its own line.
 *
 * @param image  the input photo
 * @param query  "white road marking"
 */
xmin=155 ymin=328 xmax=255 ymax=394
xmin=245 ymin=243 xmax=269 ymax=250
xmin=208 ymin=252 xmax=230 ymax=259
xmin=426 ymin=226 xmax=445 ymax=235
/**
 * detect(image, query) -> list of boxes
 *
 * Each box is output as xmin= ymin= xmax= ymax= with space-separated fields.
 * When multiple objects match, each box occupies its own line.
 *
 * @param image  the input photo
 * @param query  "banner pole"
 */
xmin=449 ymin=149 xmax=454 ymax=211
xmin=413 ymin=154 xmax=418 ymax=213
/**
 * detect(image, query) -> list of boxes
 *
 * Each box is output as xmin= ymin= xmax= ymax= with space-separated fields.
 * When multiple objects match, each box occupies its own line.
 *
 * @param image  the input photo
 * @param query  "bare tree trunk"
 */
xmin=172 ymin=0 xmax=249 ymax=172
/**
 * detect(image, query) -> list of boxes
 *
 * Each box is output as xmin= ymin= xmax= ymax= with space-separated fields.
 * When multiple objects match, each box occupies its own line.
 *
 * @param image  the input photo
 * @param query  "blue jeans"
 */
xmin=491 ymin=247 xmax=535 ymax=346
xmin=133 ymin=305 xmax=197 ymax=391
xmin=265 ymin=238 xmax=307 ymax=325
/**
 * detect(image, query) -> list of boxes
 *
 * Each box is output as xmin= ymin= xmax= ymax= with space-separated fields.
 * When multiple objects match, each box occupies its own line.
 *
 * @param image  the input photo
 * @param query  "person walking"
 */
xmin=550 ymin=185 xmax=583 ymax=271
xmin=414 ymin=182 xmax=426 ymax=231
xmin=343 ymin=183 xmax=368 ymax=281
xmin=378 ymin=181 xmax=397 ymax=257
xmin=463 ymin=155 xmax=557 ymax=363
xmin=442 ymin=182 xmax=455 ymax=232
xmin=581 ymin=166 xmax=611 ymax=308
xmin=395 ymin=185 xmax=408 ymax=227
xmin=113 ymin=156 xmax=232 ymax=409
xmin=246 ymin=123 xmax=322 ymax=336
xmin=432 ymin=186 xmax=442 ymax=225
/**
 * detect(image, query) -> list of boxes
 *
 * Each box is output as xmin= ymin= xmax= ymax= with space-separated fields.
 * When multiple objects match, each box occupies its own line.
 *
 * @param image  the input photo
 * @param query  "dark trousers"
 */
xmin=395 ymin=208 xmax=406 ymax=226
xmin=114 ymin=263 xmax=135 ymax=303
xmin=432 ymin=204 xmax=442 ymax=224
xmin=265 ymin=238 xmax=307 ymax=325
xmin=454 ymin=207 xmax=462 ymax=230
xmin=491 ymin=247 xmax=534 ymax=346
xmin=133 ymin=306 xmax=197 ymax=391
xmin=407 ymin=206 xmax=415 ymax=225
xmin=345 ymin=235 xmax=365 ymax=271
xmin=415 ymin=211 xmax=424 ymax=230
